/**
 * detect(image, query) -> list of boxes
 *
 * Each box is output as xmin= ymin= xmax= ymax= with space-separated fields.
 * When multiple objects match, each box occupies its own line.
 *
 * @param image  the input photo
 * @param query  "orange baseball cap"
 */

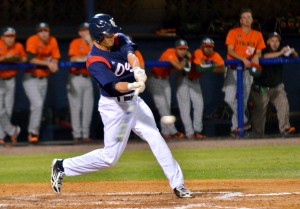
xmin=36 ymin=22 xmax=50 ymax=32
xmin=2 ymin=27 xmax=16 ymax=36
xmin=175 ymin=39 xmax=189 ymax=49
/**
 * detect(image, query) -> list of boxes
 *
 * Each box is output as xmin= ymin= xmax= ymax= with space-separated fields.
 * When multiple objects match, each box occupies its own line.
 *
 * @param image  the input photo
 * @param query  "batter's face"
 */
xmin=175 ymin=48 xmax=188 ymax=59
xmin=2 ymin=35 xmax=16 ymax=48
xmin=99 ymin=34 xmax=115 ymax=49
xmin=267 ymin=37 xmax=280 ymax=52
xmin=37 ymin=30 xmax=50 ymax=43
xmin=202 ymin=46 xmax=214 ymax=57
xmin=240 ymin=12 xmax=253 ymax=27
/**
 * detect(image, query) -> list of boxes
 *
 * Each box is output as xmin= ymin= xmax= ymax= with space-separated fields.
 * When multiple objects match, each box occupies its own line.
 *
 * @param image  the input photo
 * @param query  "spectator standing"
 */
xmin=223 ymin=8 xmax=266 ymax=136
xmin=0 ymin=27 xmax=27 ymax=145
xmin=182 ymin=37 xmax=224 ymax=139
xmin=23 ymin=22 xmax=61 ymax=143
xmin=68 ymin=22 xmax=94 ymax=143
xmin=146 ymin=39 xmax=188 ymax=139
xmin=250 ymin=32 xmax=297 ymax=136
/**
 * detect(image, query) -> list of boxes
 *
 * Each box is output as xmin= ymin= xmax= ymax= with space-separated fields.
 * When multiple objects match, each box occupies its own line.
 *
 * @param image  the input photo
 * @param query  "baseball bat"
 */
xmin=116 ymin=89 xmax=139 ymax=141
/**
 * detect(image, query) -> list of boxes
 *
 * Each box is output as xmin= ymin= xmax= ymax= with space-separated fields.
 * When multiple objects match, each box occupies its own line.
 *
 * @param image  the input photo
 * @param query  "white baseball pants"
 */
xmin=176 ymin=76 xmax=204 ymax=136
xmin=63 ymin=95 xmax=185 ymax=189
xmin=67 ymin=74 xmax=94 ymax=138
xmin=223 ymin=69 xmax=252 ymax=131
xmin=146 ymin=75 xmax=179 ymax=135
xmin=0 ymin=78 xmax=16 ymax=139
xmin=23 ymin=73 xmax=48 ymax=134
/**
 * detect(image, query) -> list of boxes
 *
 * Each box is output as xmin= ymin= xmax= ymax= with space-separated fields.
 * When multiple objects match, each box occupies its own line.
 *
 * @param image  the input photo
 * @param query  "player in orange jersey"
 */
xmin=147 ymin=39 xmax=189 ymax=139
xmin=67 ymin=22 xmax=94 ymax=143
xmin=0 ymin=27 xmax=27 ymax=145
xmin=23 ymin=22 xmax=61 ymax=143
xmin=179 ymin=37 xmax=224 ymax=139
xmin=223 ymin=8 xmax=266 ymax=137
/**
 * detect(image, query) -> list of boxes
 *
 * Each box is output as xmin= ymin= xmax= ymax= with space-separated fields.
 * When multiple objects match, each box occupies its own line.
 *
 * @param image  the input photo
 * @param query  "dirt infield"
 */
xmin=1 ymin=180 xmax=299 ymax=208
xmin=1 ymin=138 xmax=300 ymax=208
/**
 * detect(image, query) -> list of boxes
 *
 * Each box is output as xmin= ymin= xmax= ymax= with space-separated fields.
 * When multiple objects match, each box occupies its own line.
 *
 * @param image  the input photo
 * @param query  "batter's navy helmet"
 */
xmin=89 ymin=13 xmax=121 ymax=42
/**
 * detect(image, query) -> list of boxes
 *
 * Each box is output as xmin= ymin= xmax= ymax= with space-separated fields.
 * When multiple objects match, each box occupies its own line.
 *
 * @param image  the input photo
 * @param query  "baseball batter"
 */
xmin=68 ymin=22 xmax=93 ymax=143
xmin=51 ymin=14 xmax=193 ymax=198
xmin=23 ymin=22 xmax=61 ymax=143
xmin=0 ymin=27 xmax=26 ymax=145
xmin=223 ymin=8 xmax=266 ymax=136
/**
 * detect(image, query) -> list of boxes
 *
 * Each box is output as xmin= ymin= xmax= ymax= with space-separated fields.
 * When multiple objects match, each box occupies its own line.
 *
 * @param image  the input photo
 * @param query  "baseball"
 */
xmin=161 ymin=115 xmax=176 ymax=124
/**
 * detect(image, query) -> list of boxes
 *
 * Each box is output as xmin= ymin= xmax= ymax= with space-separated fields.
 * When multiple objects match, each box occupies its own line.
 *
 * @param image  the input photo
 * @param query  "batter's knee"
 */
xmin=102 ymin=152 xmax=119 ymax=167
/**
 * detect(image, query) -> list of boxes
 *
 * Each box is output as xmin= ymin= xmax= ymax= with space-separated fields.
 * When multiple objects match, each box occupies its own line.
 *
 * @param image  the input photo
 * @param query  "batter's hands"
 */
xmin=133 ymin=67 xmax=147 ymax=82
xmin=127 ymin=81 xmax=145 ymax=93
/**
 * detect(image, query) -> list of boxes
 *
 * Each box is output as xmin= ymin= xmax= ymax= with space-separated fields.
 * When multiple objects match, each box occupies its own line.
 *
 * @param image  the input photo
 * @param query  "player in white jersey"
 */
xmin=51 ymin=13 xmax=193 ymax=198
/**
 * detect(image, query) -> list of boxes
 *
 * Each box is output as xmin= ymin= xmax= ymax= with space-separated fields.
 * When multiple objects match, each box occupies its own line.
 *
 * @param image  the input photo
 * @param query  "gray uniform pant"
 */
xmin=176 ymin=76 xmax=203 ymax=136
xmin=250 ymin=83 xmax=291 ymax=134
xmin=223 ymin=69 xmax=252 ymax=131
xmin=23 ymin=73 xmax=48 ymax=134
xmin=0 ymin=78 xmax=16 ymax=139
xmin=147 ymin=75 xmax=178 ymax=135
xmin=67 ymin=74 xmax=94 ymax=138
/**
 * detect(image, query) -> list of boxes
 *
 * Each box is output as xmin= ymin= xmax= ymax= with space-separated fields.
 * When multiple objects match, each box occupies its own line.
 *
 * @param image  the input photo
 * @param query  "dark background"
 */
xmin=2 ymin=0 xmax=300 ymax=140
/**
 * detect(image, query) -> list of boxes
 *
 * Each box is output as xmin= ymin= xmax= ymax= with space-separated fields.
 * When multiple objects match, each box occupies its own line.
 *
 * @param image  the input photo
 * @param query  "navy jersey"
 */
xmin=86 ymin=33 xmax=137 ymax=97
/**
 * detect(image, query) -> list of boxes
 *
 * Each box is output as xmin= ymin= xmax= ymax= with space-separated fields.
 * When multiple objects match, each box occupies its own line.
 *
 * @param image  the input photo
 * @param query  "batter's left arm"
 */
xmin=127 ymin=52 xmax=141 ymax=68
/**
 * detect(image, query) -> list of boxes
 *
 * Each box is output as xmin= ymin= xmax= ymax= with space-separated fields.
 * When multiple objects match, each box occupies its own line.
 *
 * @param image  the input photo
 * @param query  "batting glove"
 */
xmin=127 ymin=81 xmax=145 ymax=93
xmin=132 ymin=67 xmax=147 ymax=82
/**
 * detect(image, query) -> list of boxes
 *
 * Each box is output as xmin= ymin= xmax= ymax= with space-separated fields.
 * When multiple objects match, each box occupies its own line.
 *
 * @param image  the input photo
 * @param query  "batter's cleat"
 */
xmin=174 ymin=185 xmax=193 ymax=198
xmin=28 ymin=132 xmax=39 ymax=143
xmin=51 ymin=158 xmax=65 ymax=193
xmin=10 ymin=126 xmax=21 ymax=143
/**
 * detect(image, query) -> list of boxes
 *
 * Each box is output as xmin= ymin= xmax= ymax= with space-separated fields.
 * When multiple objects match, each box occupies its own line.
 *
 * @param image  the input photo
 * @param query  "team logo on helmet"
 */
xmin=109 ymin=18 xmax=117 ymax=27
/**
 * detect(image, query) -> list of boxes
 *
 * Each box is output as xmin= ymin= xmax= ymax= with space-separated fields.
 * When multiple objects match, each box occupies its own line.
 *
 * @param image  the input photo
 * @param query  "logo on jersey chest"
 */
xmin=114 ymin=62 xmax=133 ymax=76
